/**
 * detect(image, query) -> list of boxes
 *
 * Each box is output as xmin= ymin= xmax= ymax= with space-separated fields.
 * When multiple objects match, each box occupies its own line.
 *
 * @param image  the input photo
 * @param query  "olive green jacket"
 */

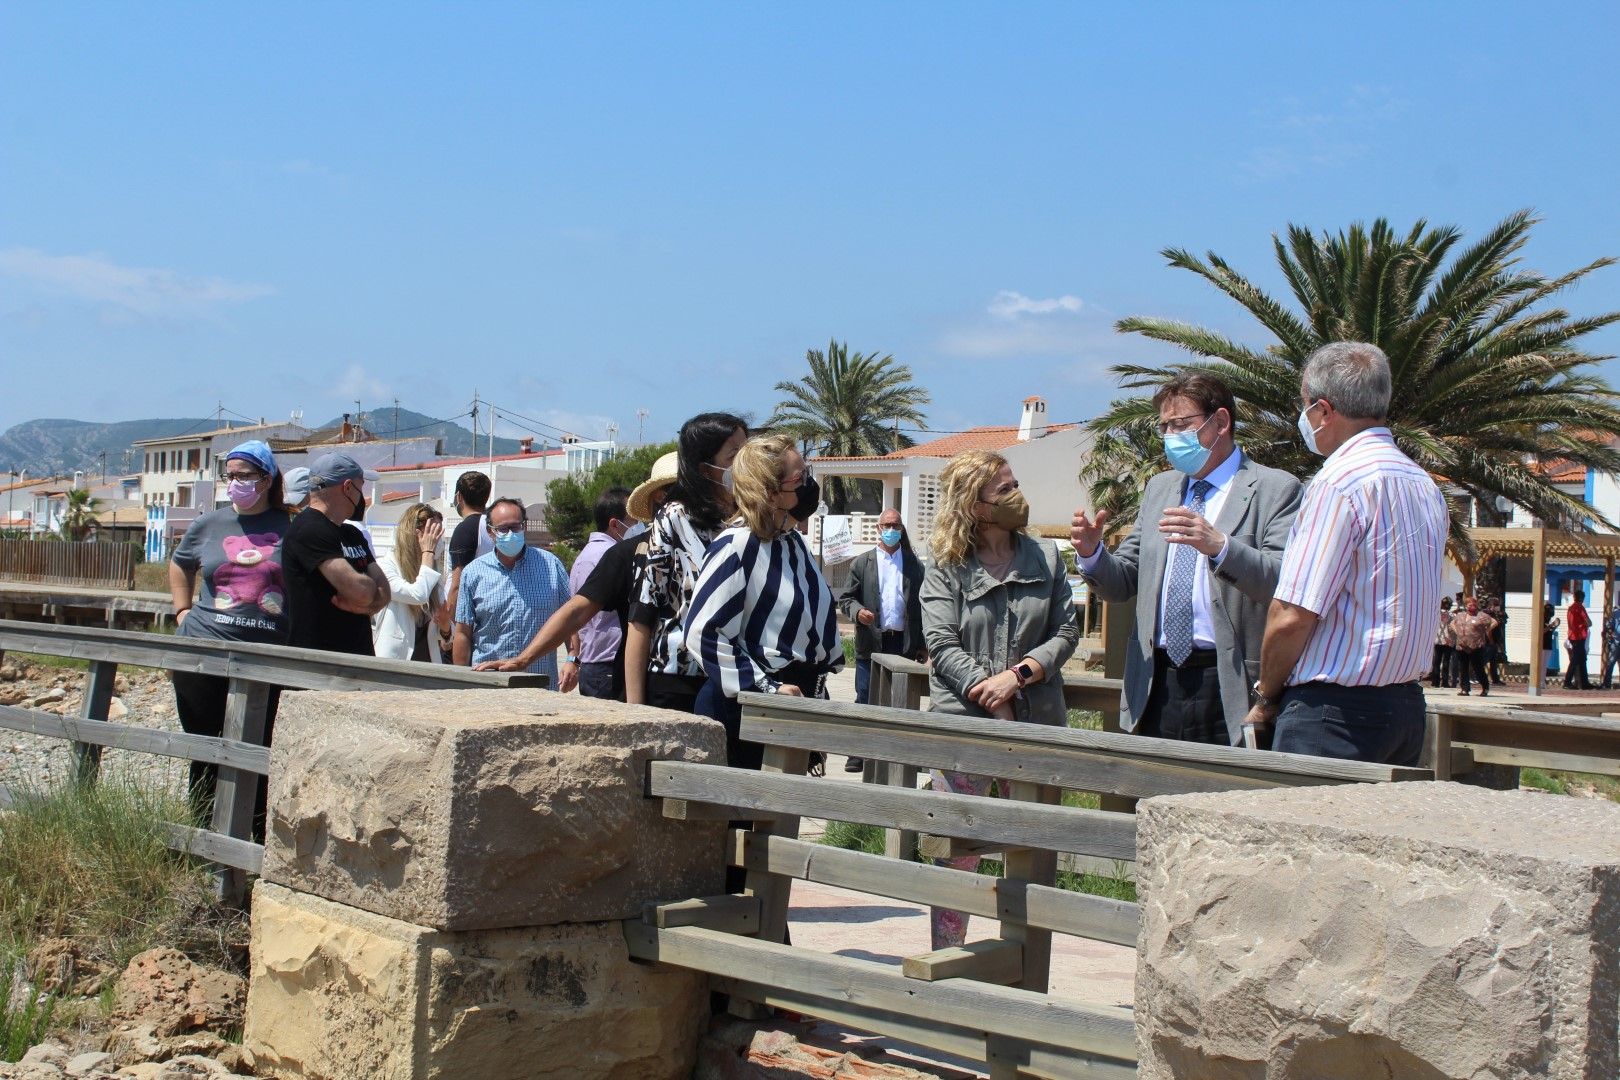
xmin=921 ymin=534 xmax=1079 ymax=726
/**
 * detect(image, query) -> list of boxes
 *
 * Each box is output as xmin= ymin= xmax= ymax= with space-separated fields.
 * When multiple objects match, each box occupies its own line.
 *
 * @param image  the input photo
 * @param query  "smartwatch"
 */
xmin=564 ymin=655 xmax=580 ymax=665
xmin=1014 ymin=662 xmax=1036 ymax=687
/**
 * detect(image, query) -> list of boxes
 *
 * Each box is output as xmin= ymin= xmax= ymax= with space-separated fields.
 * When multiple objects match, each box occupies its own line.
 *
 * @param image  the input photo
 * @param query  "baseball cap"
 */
xmin=307 ymin=452 xmax=378 ymax=490
xmin=283 ymin=467 xmax=311 ymax=503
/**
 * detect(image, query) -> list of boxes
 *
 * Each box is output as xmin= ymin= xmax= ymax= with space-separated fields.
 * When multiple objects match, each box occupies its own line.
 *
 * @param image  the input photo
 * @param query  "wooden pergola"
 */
xmin=1459 ymin=527 xmax=1620 ymax=695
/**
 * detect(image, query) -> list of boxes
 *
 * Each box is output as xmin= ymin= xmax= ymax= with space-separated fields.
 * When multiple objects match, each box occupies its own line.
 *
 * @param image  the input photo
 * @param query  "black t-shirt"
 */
xmin=578 ymin=533 xmax=645 ymax=700
xmin=282 ymin=508 xmax=378 ymax=655
xmin=448 ymin=513 xmax=489 ymax=570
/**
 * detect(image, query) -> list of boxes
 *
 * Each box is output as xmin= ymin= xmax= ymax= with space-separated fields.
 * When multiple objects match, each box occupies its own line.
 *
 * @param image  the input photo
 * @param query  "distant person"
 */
xmin=837 ymin=507 xmax=925 ymax=772
xmin=474 ymin=453 xmax=680 ymax=700
xmin=444 ymin=471 xmax=493 ymax=644
xmin=1430 ymin=596 xmax=1456 ymax=689
xmin=569 ymin=487 xmax=634 ymax=698
xmin=625 ymin=413 xmax=748 ymax=711
xmin=1543 ymin=601 xmax=1561 ymax=680
xmin=922 ymin=449 xmax=1079 ymax=948
xmin=684 ymin=434 xmax=844 ymax=770
xmin=372 ymin=503 xmax=448 ymax=662
xmin=1072 ymin=371 xmax=1302 ymax=747
xmin=453 ymin=497 xmax=573 ymax=687
xmin=283 ymin=467 xmax=311 ymax=514
xmin=1245 ymin=343 xmax=1448 ymax=765
xmin=281 ymin=452 xmax=391 ymax=656
xmin=1565 ymin=589 xmax=1593 ymax=690
xmin=1451 ymin=598 xmax=1497 ymax=697
xmin=1601 ymin=605 xmax=1620 ymax=690
xmin=1485 ymin=595 xmax=1508 ymax=686
xmin=167 ymin=439 xmax=291 ymax=827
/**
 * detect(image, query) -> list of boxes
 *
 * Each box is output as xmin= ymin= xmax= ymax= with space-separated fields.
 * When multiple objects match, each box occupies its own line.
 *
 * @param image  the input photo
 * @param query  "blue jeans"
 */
xmin=1272 ymin=682 xmax=1425 ymax=767
xmin=854 ymin=630 xmax=908 ymax=706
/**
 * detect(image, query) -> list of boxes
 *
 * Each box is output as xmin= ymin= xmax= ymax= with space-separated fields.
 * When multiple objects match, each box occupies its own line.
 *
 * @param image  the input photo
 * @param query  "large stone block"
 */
xmin=262 ymin=689 xmax=726 ymax=930
xmin=1135 ymin=784 xmax=1620 ymax=1079
xmin=244 ymin=881 xmax=708 ymax=1080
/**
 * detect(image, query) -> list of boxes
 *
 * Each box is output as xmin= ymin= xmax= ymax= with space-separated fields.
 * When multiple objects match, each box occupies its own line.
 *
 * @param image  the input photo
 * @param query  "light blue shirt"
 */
xmin=455 ymin=546 xmax=572 ymax=685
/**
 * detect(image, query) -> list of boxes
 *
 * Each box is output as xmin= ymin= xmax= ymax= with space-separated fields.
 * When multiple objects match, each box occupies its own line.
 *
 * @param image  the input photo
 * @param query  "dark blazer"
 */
xmin=1082 ymin=452 xmax=1302 ymax=746
xmin=837 ymin=543 xmax=926 ymax=660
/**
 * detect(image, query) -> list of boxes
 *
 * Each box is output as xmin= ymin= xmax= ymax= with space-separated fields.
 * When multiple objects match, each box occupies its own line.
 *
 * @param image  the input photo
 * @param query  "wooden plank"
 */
xmin=1001 ymin=781 xmax=1058 ymax=992
xmin=622 ymin=922 xmax=1137 ymax=1063
xmin=728 ymin=832 xmax=1140 ymax=948
xmin=0 ymin=706 xmax=271 ymax=773
xmin=883 ymin=761 xmax=920 ymax=862
xmin=210 ymin=677 xmax=269 ymax=904
xmin=163 ymin=821 xmax=265 ymax=874
xmin=903 ymin=939 xmax=1024 ymax=985
xmin=986 ymin=1034 xmax=1136 ymax=1080
xmin=644 ymin=895 xmax=761 ymax=934
xmin=73 ymin=659 xmax=117 ymax=783
xmin=746 ymin=744 xmax=809 ymax=949
xmin=739 ymin=693 xmax=1428 ymax=788
xmin=653 ymin=762 xmax=1137 ymax=861
xmin=660 ymin=798 xmax=791 ymax=823
xmin=1460 ymin=743 xmax=1620 ymax=777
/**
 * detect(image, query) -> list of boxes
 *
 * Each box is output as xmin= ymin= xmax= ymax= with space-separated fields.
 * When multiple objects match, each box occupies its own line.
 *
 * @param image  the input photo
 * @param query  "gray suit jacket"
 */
xmin=1081 ymin=453 xmax=1302 ymax=745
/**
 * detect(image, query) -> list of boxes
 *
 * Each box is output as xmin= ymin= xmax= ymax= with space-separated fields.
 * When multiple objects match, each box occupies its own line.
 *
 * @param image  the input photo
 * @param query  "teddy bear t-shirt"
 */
xmin=171 ymin=507 xmax=292 ymax=644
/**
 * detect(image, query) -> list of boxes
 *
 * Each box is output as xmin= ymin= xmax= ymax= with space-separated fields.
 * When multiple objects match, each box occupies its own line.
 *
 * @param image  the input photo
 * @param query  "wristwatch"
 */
xmin=1014 ymin=662 xmax=1035 ymax=687
xmin=564 ymin=655 xmax=580 ymax=665
xmin=1251 ymin=680 xmax=1280 ymax=709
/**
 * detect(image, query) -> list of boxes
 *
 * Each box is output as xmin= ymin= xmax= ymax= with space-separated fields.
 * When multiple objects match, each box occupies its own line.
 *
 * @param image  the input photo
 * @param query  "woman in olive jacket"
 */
xmin=919 ymin=449 xmax=1079 ymax=947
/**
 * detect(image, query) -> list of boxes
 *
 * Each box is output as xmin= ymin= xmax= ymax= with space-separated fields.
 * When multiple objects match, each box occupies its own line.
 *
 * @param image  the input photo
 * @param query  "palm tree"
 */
xmin=769 ymin=340 xmax=931 ymax=512
xmin=58 ymin=488 xmax=103 ymax=541
xmin=1089 ymin=211 xmax=1620 ymax=554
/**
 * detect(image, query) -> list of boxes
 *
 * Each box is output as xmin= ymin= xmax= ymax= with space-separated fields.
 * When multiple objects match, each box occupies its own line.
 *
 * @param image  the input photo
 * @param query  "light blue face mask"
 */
xmin=493 ymin=529 xmax=526 ymax=557
xmin=1162 ymin=413 xmax=1215 ymax=475
xmin=880 ymin=527 xmax=903 ymax=548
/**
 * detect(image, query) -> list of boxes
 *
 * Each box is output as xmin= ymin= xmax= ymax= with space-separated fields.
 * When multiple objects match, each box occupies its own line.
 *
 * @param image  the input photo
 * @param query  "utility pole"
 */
xmin=471 ymin=392 xmax=480 ymax=456
xmin=98 ymin=450 xmax=107 ymax=482
xmin=636 ymin=408 xmax=650 ymax=445
xmin=393 ymin=398 xmax=400 ymax=464
xmin=488 ymin=404 xmax=496 ymax=462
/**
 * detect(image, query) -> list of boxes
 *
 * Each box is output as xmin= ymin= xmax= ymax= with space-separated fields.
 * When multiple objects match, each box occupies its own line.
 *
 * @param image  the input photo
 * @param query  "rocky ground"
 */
xmin=0 ymin=660 xmax=189 ymax=797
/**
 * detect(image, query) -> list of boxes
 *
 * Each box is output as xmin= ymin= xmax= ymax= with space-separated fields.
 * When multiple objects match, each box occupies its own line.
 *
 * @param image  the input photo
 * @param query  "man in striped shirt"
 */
xmin=1245 ymin=342 xmax=1449 ymax=765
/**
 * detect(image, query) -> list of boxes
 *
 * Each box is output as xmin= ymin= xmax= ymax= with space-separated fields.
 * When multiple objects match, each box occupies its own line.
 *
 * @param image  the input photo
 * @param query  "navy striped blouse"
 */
xmin=683 ymin=525 xmax=845 ymax=697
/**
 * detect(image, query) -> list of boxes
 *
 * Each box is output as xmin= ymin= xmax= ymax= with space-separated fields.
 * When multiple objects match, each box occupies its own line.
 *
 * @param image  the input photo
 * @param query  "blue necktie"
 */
xmin=1163 ymin=479 xmax=1212 ymax=666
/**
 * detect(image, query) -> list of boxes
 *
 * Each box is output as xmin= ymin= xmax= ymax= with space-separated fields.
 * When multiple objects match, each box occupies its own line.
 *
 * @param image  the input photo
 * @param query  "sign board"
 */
xmin=820 ymin=515 xmax=855 ymax=564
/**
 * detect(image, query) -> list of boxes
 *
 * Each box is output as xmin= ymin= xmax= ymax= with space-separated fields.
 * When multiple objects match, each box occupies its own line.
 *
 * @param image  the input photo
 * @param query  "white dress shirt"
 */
xmin=1079 ymin=448 xmax=1241 ymax=652
xmin=875 ymin=545 xmax=907 ymax=631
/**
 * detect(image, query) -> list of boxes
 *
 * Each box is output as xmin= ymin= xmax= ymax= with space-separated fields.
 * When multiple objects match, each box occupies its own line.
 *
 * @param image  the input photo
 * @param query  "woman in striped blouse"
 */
xmin=684 ymin=432 xmax=845 ymax=770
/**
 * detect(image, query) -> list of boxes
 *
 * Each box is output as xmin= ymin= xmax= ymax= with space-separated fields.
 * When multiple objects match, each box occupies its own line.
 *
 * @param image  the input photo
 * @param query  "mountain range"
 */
xmin=0 ymin=409 xmax=526 ymax=478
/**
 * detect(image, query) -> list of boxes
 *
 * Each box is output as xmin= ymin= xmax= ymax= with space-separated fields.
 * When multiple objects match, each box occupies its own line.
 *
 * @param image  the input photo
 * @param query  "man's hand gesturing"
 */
xmin=1070 ymin=508 xmax=1111 ymax=558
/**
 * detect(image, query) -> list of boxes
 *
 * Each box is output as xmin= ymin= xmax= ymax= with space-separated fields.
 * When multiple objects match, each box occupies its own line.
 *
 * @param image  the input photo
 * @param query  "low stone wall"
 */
xmin=244 ymin=688 xmax=726 ymax=1080
xmin=1134 ymin=783 xmax=1620 ymax=1079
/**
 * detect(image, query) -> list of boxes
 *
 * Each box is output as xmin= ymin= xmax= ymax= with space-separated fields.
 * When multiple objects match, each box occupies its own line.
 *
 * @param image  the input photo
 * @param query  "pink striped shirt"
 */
xmin=1274 ymin=427 xmax=1449 ymax=688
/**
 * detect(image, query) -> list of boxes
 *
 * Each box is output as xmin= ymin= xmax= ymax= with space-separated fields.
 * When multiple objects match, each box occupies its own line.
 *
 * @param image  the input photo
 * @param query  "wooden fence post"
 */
xmin=731 ymin=742 xmax=810 ymax=1019
xmin=998 ymin=780 xmax=1058 ymax=996
xmin=210 ymin=676 xmax=270 ymax=905
xmin=882 ymin=663 xmax=922 ymax=862
xmin=73 ymin=660 xmax=118 ymax=785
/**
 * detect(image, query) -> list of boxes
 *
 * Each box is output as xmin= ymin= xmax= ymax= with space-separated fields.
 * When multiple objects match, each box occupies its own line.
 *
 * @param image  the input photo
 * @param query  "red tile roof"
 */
xmin=815 ymin=424 xmax=1078 ymax=463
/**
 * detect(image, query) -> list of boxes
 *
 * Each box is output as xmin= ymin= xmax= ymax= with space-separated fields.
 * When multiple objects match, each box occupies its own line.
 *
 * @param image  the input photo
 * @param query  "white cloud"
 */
xmin=334 ymin=364 xmax=390 ymax=403
xmin=0 ymin=247 xmax=273 ymax=320
xmin=987 ymin=290 xmax=1084 ymax=319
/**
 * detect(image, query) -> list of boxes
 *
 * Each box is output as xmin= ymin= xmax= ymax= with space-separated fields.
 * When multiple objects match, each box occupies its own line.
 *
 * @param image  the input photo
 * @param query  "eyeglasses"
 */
xmin=223 ymin=471 xmax=264 ymax=483
xmin=1155 ymin=413 xmax=1208 ymax=436
xmin=491 ymin=526 xmax=526 ymax=537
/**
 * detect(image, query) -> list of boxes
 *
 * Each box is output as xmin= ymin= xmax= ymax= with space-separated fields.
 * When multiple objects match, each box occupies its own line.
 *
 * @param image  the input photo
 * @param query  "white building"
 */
xmin=134 ymin=419 xmax=313 ymax=509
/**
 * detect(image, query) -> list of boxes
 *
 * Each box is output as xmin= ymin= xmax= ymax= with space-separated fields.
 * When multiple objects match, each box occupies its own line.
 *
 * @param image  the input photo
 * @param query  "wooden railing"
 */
xmin=0 ymin=620 xmax=546 ymax=903
xmin=0 ymin=538 xmax=136 ymax=589
xmin=633 ymin=691 xmax=1434 ymax=1079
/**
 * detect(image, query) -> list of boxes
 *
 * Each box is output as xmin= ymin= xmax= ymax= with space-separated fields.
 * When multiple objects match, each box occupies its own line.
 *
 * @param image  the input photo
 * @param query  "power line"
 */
xmin=481 ymin=400 xmax=581 ymax=440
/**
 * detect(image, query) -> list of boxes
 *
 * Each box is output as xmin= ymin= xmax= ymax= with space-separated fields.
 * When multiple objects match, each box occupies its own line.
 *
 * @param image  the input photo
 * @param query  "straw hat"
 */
xmin=626 ymin=451 xmax=680 ymax=523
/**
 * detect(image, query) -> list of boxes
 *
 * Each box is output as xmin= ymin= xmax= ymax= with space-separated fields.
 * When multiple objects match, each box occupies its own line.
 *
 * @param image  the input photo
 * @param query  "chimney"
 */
xmin=1017 ymin=397 xmax=1048 ymax=442
xmin=341 ymin=413 xmax=353 ymax=442
xmin=519 ymin=437 xmax=535 ymax=455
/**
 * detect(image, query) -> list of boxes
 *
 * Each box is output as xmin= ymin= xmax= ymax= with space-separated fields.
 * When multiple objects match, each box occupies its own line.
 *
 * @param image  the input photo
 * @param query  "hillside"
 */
xmin=0 ymin=409 xmax=523 ymax=476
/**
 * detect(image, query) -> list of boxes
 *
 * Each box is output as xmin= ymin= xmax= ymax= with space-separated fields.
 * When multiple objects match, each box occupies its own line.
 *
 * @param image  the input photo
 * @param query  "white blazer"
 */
xmin=372 ymin=554 xmax=444 ymax=662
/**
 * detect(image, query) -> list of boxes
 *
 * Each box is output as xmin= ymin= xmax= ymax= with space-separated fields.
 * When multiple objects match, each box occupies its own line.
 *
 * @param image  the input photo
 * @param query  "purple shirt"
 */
xmin=571 ymin=532 xmax=621 ymax=663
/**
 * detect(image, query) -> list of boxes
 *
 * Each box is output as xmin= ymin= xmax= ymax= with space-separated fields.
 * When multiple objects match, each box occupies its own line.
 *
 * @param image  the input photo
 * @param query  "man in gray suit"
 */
xmin=1070 ymin=372 xmax=1302 ymax=746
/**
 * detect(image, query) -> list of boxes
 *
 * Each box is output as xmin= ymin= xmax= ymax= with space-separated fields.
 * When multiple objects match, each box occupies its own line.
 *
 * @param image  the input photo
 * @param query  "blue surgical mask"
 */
xmin=1162 ymin=414 xmax=1214 ymax=475
xmin=1297 ymin=402 xmax=1325 ymax=456
xmin=493 ymin=530 xmax=526 ymax=558
xmin=880 ymin=527 xmax=903 ymax=548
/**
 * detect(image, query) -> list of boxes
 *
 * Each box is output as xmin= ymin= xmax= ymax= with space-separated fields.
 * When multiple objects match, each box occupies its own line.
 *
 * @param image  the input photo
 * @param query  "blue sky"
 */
xmin=4 ymin=2 xmax=1618 ymax=446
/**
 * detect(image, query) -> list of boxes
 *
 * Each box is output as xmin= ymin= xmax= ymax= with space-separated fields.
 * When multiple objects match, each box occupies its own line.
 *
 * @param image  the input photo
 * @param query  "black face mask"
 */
xmin=790 ymin=475 xmax=821 ymax=522
xmin=349 ymin=483 xmax=367 ymax=521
